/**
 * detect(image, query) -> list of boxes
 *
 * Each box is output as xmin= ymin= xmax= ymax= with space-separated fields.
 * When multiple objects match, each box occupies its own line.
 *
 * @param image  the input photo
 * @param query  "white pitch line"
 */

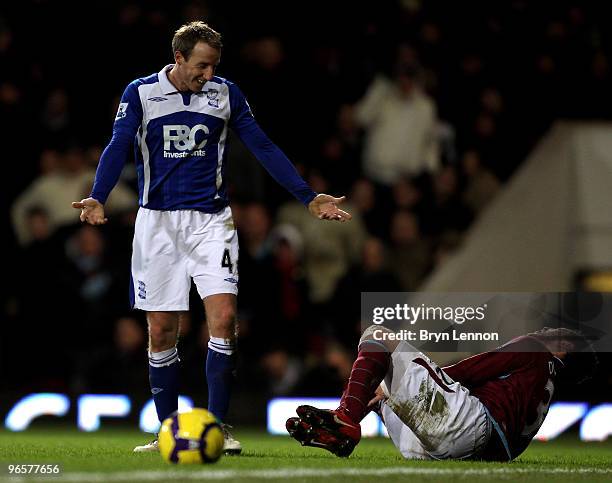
xmin=4 ymin=466 xmax=612 ymax=482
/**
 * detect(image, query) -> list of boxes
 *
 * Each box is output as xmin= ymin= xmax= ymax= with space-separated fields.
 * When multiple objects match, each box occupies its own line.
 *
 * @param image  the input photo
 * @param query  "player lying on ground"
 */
xmin=287 ymin=326 xmax=597 ymax=460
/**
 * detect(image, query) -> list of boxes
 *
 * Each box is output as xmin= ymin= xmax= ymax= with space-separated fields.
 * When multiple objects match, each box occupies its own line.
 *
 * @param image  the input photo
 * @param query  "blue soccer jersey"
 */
xmin=91 ymin=65 xmax=316 ymax=211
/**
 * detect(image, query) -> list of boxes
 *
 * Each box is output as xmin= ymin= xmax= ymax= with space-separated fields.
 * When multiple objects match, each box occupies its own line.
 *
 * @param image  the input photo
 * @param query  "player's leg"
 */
xmin=188 ymin=206 xmax=241 ymax=454
xmin=203 ymin=293 xmax=237 ymax=424
xmin=203 ymin=293 xmax=241 ymax=454
xmin=287 ymin=325 xmax=393 ymax=456
xmin=131 ymin=208 xmax=191 ymax=452
xmin=337 ymin=325 xmax=394 ymax=421
xmin=148 ymin=311 xmax=181 ymax=422
xmin=133 ymin=311 xmax=181 ymax=453
xmin=380 ymin=404 xmax=431 ymax=459
xmin=382 ymin=345 xmax=490 ymax=460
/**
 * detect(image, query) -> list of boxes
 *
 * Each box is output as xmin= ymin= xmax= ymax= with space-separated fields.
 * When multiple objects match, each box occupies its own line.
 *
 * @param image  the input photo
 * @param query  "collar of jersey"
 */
xmin=159 ymin=64 xmax=203 ymax=95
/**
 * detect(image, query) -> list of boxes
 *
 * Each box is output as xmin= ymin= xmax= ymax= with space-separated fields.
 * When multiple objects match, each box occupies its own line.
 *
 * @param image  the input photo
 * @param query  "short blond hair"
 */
xmin=172 ymin=21 xmax=222 ymax=60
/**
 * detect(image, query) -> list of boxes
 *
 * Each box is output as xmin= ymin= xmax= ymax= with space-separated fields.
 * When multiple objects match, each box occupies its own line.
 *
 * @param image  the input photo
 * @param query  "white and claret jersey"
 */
xmin=91 ymin=65 xmax=316 ymax=212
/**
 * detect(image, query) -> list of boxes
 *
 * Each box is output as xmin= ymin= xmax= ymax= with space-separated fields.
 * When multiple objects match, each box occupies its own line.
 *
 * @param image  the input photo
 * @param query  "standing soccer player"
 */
xmin=72 ymin=21 xmax=351 ymax=454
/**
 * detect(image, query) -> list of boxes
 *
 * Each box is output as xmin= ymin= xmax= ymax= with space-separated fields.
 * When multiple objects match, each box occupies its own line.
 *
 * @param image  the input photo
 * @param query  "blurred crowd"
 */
xmin=1 ymin=1 xmax=611 ymax=403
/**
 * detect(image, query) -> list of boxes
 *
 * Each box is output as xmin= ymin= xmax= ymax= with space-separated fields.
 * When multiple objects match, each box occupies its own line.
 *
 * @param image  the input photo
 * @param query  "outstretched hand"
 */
xmin=308 ymin=194 xmax=352 ymax=222
xmin=71 ymin=197 xmax=108 ymax=225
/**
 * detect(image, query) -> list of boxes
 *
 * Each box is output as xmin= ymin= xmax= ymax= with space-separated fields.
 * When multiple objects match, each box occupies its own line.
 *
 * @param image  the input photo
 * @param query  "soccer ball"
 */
xmin=158 ymin=408 xmax=224 ymax=464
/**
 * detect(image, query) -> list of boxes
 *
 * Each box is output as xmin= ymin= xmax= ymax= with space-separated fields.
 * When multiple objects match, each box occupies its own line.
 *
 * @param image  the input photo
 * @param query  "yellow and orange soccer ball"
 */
xmin=158 ymin=408 xmax=224 ymax=464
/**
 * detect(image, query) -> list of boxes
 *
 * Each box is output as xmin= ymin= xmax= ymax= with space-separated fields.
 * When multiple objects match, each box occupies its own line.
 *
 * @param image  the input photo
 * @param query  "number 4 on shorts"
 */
xmin=221 ymin=248 xmax=233 ymax=273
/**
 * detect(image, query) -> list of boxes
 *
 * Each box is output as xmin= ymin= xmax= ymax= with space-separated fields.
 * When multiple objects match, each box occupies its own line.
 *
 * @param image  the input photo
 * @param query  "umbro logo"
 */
xmin=148 ymin=97 xmax=168 ymax=102
xmin=151 ymin=387 xmax=164 ymax=395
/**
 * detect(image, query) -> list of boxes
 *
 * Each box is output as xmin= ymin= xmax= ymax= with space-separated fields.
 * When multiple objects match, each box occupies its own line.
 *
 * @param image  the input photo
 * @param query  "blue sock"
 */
xmin=149 ymin=347 xmax=180 ymax=423
xmin=206 ymin=337 xmax=236 ymax=422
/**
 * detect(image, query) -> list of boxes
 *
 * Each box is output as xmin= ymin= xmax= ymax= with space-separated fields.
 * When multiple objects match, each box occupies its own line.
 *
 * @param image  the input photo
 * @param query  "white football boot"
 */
xmin=133 ymin=438 xmax=159 ymax=452
xmin=221 ymin=424 xmax=242 ymax=455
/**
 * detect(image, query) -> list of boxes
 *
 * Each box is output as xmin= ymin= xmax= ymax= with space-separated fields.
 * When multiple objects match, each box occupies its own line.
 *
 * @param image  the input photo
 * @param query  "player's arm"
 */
xmin=72 ymin=82 xmax=142 ymax=225
xmin=228 ymin=83 xmax=351 ymax=222
xmin=443 ymin=336 xmax=548 ymax=387
xmin=443 ymin=351 xmax=518 ymax=388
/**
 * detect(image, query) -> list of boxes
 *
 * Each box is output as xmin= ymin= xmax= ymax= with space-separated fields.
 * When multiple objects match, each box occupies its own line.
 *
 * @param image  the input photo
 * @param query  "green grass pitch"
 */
xmin=0 ymin=429 xmax=611 ymax=482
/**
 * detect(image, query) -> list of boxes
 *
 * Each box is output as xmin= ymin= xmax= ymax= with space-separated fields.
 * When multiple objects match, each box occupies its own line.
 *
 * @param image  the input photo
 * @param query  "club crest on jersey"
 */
xmin=206 ymin=89 xmax=220 ymax=108
xmin=115 ymin=102 xmax=128 ymax=120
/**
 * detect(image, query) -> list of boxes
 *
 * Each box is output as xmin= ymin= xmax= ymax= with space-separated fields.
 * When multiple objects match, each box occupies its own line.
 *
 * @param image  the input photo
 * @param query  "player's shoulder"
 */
xmin=129 ymin=72 xmax=160 ymax=89
xmin=209 ymin=76 xmax=242 ymax=94
xmin=121 ymin=73 xmax=161 ymax=102
xmin=210 ymin=75 xmax=232 ymax=87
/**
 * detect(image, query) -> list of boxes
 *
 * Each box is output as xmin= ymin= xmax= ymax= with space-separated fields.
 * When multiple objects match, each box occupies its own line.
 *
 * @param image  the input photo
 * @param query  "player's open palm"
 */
xmin=72 ymin=197 xmax=108 ymax=225
xmin=308 ymin=194 xmax=352 ymax=222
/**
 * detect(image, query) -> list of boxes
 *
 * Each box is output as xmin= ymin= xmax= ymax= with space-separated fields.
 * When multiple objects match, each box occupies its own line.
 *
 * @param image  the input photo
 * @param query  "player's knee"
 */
xmin=148 ymin=321 xmax=178 ymax=351
xmin=359 ymin=325 xmax=394 ymax=352
xmin=208 ymin=305 xmax=237 ymax=337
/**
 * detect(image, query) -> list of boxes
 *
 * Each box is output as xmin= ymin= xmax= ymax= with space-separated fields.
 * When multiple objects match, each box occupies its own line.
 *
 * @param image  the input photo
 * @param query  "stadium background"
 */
xmin=1 ymin=0 xmax=611 ymax=429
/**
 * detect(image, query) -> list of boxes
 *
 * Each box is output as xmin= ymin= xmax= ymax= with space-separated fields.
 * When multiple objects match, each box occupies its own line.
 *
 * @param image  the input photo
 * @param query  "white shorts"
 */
xmin=381 ymin=341 xmax=491 ymax=460
xmin=131 ymin=206 xmax=239 ymax=311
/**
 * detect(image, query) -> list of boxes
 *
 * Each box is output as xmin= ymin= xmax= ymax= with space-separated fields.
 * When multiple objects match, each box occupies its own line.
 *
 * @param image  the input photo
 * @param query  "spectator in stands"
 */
xmin=391 ymin=175 xmax=425 ymax=223
xmin=269 ymin=224 xmax=308 ymax=327
xmin=40 ymin=88 xmax=72 ymax=147
xmin=277 ymin=172 xmax=366 ymax=305
xmin=61 ymin=225 xmax=125 ymax=352
xmin=240 ymin=223 xmax=310 ymax=359
xmin=354 ymin=61 xmax=439 ymax=186
xmin=11 ymin=147 xmax=137 ymax=245
xmin=79 ymin=315 xmax=148 ymax=392
xmin=239 ymin=203 xmax=273 ymax=262
xmin=349 ymin=178 xmax=388 ymax=239
xmin=14 ymin=206 xmax=67 ymax=386
xmin=421 ymin=165 xmax=472 ymax=237
xmin=461 ymin=149 xmax=500 ymax=216
xmin=22 ymin=206 xmax=51 ymax=244
xmin=320 ymin=104 xmax=363 ymax=193
xmin=293 ymin=342 xmax=353 ymax=397
xmin=260 ymin=349 xmax=303 ymax=396
xmin=333 ymin=237 xmax=402 ymax=348
xmin=388 ymin=210 xmax=431 ymax=291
